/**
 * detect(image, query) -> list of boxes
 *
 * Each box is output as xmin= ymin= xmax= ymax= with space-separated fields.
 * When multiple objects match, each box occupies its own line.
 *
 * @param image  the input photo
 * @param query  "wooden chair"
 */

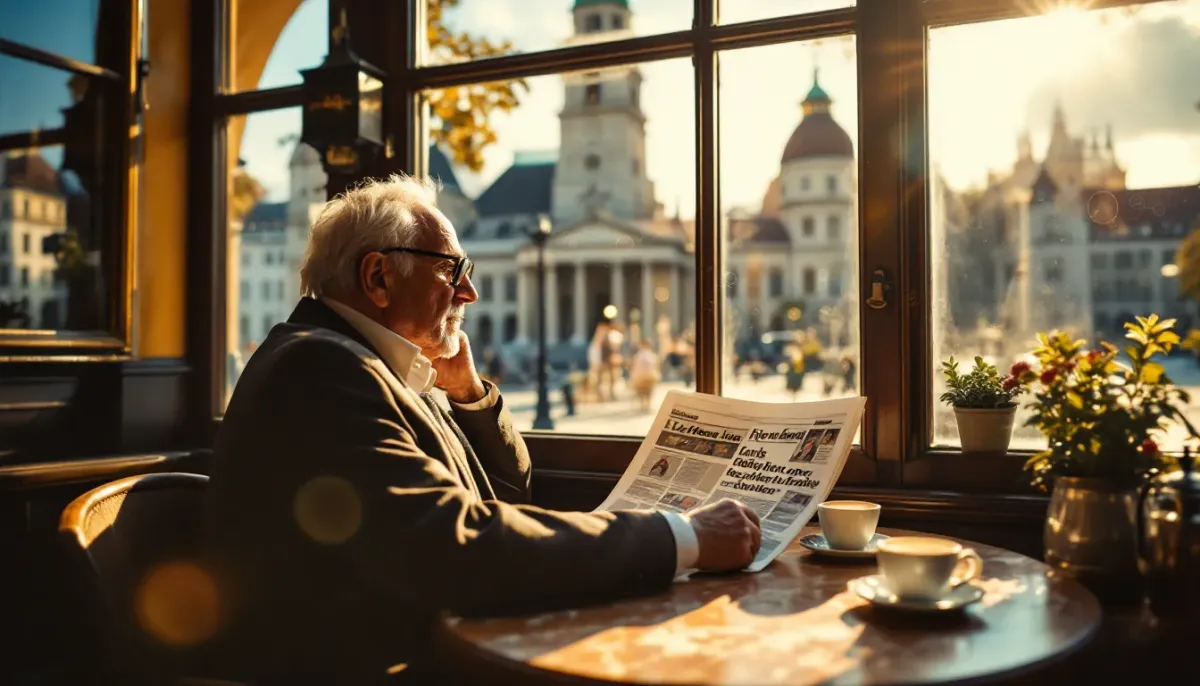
xmin=58 ymin=472 xmax=242 ymax=685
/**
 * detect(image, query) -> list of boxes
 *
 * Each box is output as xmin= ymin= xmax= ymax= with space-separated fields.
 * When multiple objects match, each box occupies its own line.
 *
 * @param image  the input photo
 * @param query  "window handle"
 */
xmin=866 ymin=268 xmax=890 ymax=310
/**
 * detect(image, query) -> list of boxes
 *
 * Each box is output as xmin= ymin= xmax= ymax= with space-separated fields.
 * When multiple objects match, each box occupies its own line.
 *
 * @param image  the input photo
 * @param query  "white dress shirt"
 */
xmin=321 ymin=298 xmax=699 ymax=576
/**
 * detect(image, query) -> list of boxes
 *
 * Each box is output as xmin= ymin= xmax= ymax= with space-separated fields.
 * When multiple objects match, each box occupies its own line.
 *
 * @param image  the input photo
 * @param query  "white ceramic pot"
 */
xmin=953 ymin=405 xmax=1016 ymax=454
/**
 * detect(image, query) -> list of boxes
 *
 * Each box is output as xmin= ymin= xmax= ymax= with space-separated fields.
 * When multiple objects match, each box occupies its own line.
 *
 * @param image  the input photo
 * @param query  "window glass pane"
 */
xmin=224 ymin=108 xmax=327 ymax=405
xmin=0 ymin=143 xmax=109 ymax=331
xmin=423 ymin=57 xmax=696 ymax=436
xmin=421 ymin=0 xmax=690 ymax=67
xmin=0 ymin=0 xmax=101 ymax=66
xmin=231 ymin=0 xmax=327 ymax=91
xmin=719 ymin=38 xmax=861 ymax=423
xmin=0 ymin=54 xmax=75 ymax=136
xmin=720 ymin=0 xmax=853 ymax=25
xmin=929 ymin=1 xmax=1200 ymax=451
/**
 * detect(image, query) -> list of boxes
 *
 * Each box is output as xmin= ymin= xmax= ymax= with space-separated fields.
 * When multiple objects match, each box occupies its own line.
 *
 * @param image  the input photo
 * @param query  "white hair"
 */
xmin=299 ymin=174 xmax=443 ymax=299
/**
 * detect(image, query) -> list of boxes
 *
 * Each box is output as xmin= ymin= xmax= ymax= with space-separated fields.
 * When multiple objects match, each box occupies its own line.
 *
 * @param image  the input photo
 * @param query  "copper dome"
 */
xmin=780 ymin=73 xmax=854 ymax=163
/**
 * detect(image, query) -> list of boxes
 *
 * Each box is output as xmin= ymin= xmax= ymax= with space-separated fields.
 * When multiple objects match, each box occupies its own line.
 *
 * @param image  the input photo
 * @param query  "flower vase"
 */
xmin=1044 ymin=476 xmax=1140 ymax=588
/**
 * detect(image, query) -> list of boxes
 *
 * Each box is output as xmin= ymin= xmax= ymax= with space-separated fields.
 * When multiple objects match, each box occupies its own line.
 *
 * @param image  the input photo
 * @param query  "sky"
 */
xmin=3 ymin=0 xmax=1197 ymax=210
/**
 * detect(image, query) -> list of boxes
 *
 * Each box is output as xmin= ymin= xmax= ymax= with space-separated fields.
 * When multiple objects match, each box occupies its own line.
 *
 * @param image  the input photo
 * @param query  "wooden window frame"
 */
xmin=191 ymin=0 xmax=1166 ymax=496
xmin=0 ymin=2 xmax=144 ymax=359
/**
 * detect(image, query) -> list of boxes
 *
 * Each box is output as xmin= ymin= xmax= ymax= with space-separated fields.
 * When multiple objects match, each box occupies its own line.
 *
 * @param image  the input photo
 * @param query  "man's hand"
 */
xmin=688 ymin=498 xmax=762 ymax=572
xmin=432 ymin=330 xmax=487 ymax=403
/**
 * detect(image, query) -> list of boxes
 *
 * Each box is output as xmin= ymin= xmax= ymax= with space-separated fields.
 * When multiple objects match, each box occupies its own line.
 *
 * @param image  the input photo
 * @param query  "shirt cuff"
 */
xmin=658 ymin=510 xmax=699 ymax=578
xmin=448 ymin=380 xmax=500 ymax=411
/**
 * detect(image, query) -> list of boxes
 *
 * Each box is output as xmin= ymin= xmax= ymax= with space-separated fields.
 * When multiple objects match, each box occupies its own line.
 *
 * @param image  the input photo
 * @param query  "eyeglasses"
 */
xmin=378 ymin=247 xmax=475 ymax=287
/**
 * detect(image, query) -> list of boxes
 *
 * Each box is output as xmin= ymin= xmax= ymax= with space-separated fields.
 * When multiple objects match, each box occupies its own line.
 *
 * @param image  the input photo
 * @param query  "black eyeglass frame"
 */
xmin=378 ymin=247 xmax=475 ymax=287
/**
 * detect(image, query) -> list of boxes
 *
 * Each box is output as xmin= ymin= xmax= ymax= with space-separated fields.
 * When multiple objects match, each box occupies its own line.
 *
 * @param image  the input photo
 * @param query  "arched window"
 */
xmin=803 ymin=268 xmax=816 ymax=295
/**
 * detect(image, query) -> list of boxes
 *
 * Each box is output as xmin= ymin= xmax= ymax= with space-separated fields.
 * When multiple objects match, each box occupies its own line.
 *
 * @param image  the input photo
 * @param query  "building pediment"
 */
xmin=544 ymin=213 xmax=685 ymax=250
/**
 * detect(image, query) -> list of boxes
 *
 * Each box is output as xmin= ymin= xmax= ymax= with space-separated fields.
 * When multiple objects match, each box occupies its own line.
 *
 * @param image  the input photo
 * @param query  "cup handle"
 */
xmin=950 ymin=548 xmax=983 ymax=587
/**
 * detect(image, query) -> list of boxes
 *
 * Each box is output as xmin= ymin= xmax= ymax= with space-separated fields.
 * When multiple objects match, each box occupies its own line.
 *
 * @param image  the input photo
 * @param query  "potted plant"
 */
xmin=940 ymin=355 xmax=1022 ymax=454
xmin=1011 ymin=315 xmax=1198 ymax=586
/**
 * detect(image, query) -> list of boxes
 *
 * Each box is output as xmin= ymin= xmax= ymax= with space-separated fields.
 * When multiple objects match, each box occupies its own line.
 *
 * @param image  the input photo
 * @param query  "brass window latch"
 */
xmin=866 ymin=268 xmax=891 ymax=310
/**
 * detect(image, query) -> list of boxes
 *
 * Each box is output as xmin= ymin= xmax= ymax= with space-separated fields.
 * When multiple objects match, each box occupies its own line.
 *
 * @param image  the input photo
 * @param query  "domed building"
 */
xmin=726 ymin=70 xmax=858 ymax=360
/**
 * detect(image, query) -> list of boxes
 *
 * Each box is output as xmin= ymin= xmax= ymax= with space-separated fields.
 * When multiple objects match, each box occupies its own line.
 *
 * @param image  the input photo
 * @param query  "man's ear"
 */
xmin=359 ymin=252 xmax=391 ymax=309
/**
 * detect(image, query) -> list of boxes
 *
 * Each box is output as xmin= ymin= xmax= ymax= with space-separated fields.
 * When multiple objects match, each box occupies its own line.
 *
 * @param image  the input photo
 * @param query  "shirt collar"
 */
xmin=321 ymin=297 xmax=437 ymax=393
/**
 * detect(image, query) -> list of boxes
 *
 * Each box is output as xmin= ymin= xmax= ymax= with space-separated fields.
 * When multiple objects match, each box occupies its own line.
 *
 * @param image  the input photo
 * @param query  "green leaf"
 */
xmin=1141 ymin=362 xmax=1165 ymax=385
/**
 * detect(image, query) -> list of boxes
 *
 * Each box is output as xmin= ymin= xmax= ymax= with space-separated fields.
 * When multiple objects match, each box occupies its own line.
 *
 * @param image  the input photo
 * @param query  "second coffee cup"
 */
xmin=817 ymin=500 xmax=881 ymax=550
xmin=876 ymin=536 xmax=983 ymax=599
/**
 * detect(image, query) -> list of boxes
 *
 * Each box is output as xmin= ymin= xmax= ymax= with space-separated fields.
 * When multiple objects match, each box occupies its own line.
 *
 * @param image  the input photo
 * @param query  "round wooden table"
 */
xmin=436 ymin=528 xmax=1102 ymax=685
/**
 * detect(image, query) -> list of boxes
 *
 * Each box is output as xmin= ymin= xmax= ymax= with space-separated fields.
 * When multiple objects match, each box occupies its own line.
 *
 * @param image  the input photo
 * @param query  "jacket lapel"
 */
xmin=286 ymin=298 xmax=484 ymax=500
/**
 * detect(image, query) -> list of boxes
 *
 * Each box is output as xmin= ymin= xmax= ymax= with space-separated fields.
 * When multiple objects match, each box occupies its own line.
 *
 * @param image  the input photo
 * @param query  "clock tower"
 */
xmin=552 ymin=0 xmax=657 ymax=224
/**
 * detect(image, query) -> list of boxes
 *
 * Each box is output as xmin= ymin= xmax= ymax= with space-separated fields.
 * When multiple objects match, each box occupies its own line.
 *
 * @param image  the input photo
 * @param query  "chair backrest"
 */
xmin=59 ymin=472 xmax=219 ymax=683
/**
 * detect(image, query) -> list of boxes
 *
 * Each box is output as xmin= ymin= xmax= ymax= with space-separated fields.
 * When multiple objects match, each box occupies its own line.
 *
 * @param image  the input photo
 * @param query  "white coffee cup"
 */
xmin=876 ymin=536 xmax=983 ymax=599
xmin=817 ymin=500 xmax=881 ymax=550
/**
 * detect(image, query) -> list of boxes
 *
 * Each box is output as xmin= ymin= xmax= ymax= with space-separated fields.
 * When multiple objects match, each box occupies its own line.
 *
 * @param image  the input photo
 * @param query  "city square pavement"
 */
xmin=498 ymin=363 xmax=1200 ymax=451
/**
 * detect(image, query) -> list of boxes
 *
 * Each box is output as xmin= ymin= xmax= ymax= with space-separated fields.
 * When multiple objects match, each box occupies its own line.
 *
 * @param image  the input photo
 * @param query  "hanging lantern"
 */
xmin=300 ymin=8 xmax=385 ymax=176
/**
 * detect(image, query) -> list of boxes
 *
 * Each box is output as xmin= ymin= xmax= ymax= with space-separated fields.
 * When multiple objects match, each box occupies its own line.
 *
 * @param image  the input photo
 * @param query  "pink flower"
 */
xmin=1141 ymin=438 xmax=1159 ymax=456
xmin=1001 ymin=376 xmax=1020 ymax=391
xmin=1040 ymin=368 xmax=1058 ymax=384
xmin=1010 ymin=361 xmax=1032 ymax=377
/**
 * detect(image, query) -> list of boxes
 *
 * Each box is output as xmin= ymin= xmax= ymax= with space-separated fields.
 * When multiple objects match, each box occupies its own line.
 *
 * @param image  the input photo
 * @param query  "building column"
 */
xmin=671 ymin=262 xmax=683 ymax=333
xmin=546 ymin=264 xmax=560 ymax=344
xmin=611 ymin=261 xmax=626 ymax=326
xmin=517 ymin=266 xmax=531 ymax=343
xmin=641 ymin=261 xmax=655 ymax=344
xmin=573 ymin=261 xmax=587 ymax=343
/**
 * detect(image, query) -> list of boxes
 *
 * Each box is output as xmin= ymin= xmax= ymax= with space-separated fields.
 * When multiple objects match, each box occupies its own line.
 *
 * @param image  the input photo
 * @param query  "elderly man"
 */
xmin=206 ymin=175 xmax=761 ymax=685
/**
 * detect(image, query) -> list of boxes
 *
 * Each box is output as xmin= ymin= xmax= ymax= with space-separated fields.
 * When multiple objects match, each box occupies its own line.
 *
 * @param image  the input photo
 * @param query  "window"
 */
xmin=422 ymin=59 xmax=696 ymax=437
xmin=504 ymin=274 xmax=518 ymax=302
xmin=229 ymin=0 xmax=326 ymax=91
xmin=0 ymin=265 xmax=8 ymax=285
xmin=0 ymin=8 xmax=138 ymax=342
xmin=802 ymin=268 xmax=816 ymax=295
xmin=223 ymin=107 xmax=327 ymax=402
xmin=585 ymin=15 xmax=602 ymax=32
xmin=930 ymin=0 xmax=1200 ymax=454
xmin=768 ymin=268 xmax=784 ymax=298
xmin=0 ymin=231 xmax=6 ymax=253
xmin=204 ymin=0 xmax=1182 ymax=490
xmin=612 ymin=14 xmax=624 ymax=30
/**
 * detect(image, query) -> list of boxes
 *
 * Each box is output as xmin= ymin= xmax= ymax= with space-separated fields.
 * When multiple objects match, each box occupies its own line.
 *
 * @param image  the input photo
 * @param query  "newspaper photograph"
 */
xmin=594 ymin=390 xmax=867 ymax=572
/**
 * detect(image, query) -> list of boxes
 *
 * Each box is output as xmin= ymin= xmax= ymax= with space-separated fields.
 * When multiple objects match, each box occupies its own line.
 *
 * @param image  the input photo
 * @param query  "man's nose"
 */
xmin=455 ymin=275 xmax=479 ymax=303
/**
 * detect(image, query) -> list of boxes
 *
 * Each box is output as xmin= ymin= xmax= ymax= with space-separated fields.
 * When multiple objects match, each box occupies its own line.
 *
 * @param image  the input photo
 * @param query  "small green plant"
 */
xmin=940 ymin=355 xmax=1020 ymax=409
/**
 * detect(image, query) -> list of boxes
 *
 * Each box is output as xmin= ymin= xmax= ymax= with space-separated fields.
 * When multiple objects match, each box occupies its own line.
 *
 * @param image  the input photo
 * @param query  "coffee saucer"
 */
xmin=798 ymin=533 xmax=890 ymax=559
xmin=850 ymin=574 xmax=984 ymax=612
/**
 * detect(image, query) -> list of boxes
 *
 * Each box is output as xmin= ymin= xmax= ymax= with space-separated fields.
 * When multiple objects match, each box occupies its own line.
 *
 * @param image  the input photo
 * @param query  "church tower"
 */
xmin=551 ymin=0 xmax=657 ymax=225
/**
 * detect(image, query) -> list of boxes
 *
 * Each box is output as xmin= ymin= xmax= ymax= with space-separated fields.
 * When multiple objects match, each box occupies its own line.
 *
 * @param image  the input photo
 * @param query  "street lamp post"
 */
xmin=532 ymin=215 xmax=555 ymax=430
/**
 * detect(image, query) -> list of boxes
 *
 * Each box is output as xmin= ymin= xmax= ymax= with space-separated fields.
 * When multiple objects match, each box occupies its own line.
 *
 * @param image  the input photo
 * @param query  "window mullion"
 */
xmin=694 ymin=0 xmax=721 ymax=395
xmin=855 ymin=0 xmax=913 ymax=482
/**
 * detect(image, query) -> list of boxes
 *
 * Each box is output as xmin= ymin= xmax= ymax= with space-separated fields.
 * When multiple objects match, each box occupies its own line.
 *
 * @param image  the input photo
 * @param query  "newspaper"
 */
xmin=595 ymin=390 xmax=867 ymax=572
